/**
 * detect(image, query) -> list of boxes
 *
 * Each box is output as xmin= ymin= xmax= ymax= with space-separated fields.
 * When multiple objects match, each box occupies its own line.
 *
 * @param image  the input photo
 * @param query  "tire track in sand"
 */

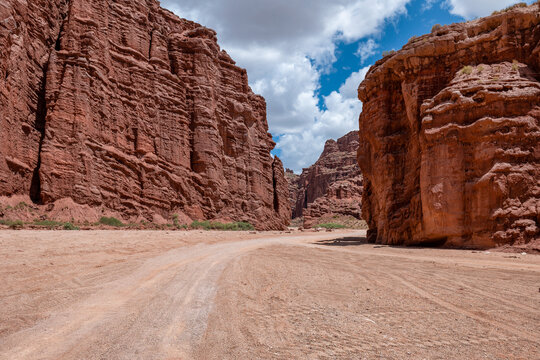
xmin=387 ymin=273 xmax=540 ymax=345
xmin=0 ymin=232 xmax=360 ymax=360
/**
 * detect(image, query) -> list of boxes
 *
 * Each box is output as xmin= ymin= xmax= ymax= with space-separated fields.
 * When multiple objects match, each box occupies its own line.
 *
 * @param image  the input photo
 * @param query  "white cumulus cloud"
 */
xmin=275 ymin=66 xmax=370 ymax=171
xmin=422 ymin=0 xmax=437 ymax=11
xmin=445 ymin=0 xmax=534 ymax=19
xmin=161 ymin=0 xmax=410 ymax=172
xmin=356 ymin=39 xmax=378 ymax=64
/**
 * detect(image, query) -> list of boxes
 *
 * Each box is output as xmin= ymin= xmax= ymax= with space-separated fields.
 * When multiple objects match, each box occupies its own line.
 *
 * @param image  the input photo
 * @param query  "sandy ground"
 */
xmin=0 ymin=230 xmax=538 ymax=359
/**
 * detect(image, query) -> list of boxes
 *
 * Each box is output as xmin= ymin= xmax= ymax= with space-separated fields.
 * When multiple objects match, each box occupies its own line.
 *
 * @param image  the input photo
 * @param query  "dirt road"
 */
xmin=0 ymin=230 xmax=538 ymax=359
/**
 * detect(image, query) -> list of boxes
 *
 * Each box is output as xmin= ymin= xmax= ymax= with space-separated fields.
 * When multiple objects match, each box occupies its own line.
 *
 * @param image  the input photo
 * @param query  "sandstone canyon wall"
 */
xmin=291 ymin=131 xmax=363 ymax=227
xmin=285 ymin=168 xmax=300 ymax=213
xmin=0 ymin=0 xmax=290 ymax=229
xmin=358 ymin=4 xmax=539 ymax=248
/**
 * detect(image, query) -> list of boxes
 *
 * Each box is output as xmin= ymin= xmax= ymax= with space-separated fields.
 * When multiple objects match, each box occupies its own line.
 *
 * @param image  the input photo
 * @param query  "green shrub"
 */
xmin=98 ymin=216 xmax=124 ymax=227
xmin=0 ymin=219 xmax=24 ymax=229
xmin=33 ymin=220 xmax=63 ymax=227
xmin=461 ymin=65 xmax=473 ymax=75
xmin=190 ymin=220 xmax=212 ymax=230
xmin=431 ymin=24 xmax=442 ymax=33
xmin=14 ymin=202 xmax=28 ymax=210
xmin=190 ymin=220 xmax=255 ymax=231
xmin=231 ymin=222 xmax=255 ymax=231
xmin=63 ymin=222 xmax=79 ymax=230
xmin=318 ymin=223 xmax=347 ymax=229
xmin=172 ymin=213 xmax=187 ymax=229
xmin=32 ymin=219 xmax=80 ymax=230
xmin=512 ymin=59 xmax=519 ymax=71
xmin=382 ymin=50 xmax=396 ymax=58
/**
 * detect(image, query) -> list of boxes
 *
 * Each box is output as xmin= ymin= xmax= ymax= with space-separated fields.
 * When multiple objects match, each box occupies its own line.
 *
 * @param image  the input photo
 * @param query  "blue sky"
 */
xmin=162 ymin=0 xmax=535 ymax=172
xmin=318 ymin=1 xmax=464 ymax=101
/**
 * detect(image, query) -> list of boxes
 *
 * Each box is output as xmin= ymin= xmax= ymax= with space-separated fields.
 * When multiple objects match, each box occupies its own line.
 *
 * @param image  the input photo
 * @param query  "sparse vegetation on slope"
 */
xmin=317 ymin=223 xmax=347 ymax=229
xmin=33 ymin=220 xmax=64 ymax=227
xmin=461 ymin=65 xmax=473 ymax=75
xmin=190 ymin=220 xmax=255 ymax=231
xmin=63 ymin=222 xmax=80 ymax=230
xmin=98 ymin=216 xmax=124 ymax=227
xmin=171 ymin=214 xmax=188 ymax=229
xmin=492 ymin=2 xmax=527 ymax=15
xmin=431 ymin=24 xmax=442 ymax=33
xmin=0 ymin=219 xmax=24 ymax=229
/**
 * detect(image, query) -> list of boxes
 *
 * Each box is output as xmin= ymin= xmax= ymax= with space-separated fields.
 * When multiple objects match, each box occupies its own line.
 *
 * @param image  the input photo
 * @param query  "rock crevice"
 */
xmin=29 ymin=59 xmax=48 ymax=204
xmin=30 ymin=1 xmax=71 ymax=204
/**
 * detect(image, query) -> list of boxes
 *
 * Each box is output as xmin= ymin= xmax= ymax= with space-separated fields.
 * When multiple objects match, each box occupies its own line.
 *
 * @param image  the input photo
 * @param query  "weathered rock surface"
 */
xmin=303 ymin=175 xmax=363 ymax=228
xmin=291 ymin=131 xmax=363 ymax=227
xmin=358 ymin=4 xmax=540 ymax=248
xmin=0 ymin=0 xmax=290 ymax=229
xmin=284 ymin=168 xmax=299 ymax=212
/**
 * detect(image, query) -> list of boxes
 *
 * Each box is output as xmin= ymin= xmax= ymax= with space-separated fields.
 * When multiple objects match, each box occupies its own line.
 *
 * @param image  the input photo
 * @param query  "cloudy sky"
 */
xmin=161 ymin=0 xmax=535 ymax=172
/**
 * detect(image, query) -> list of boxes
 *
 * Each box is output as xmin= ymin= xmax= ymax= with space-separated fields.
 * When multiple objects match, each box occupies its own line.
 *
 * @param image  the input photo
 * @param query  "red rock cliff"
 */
xmin=302 ymin=175 xmax=363 ymax=229
xmin=284 ymin=168 xmax=300 ymax=213
xmin=358 ymin=4 xmax=539 ymax=248
xmin=292 ymin=131 xmax=363 ymax=225
xmin=0 ymin=0 xmax=290 ymax=230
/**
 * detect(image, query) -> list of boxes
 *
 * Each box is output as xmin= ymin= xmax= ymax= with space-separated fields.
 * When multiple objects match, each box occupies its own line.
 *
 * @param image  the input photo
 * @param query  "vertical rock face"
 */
xmin=284 ymin=168 xmax=300 ymax=213
xmin=291 ymin=131 xmax=363 ymax=227
xmin=358 ymin=4 xmax=539 ymax=248
xmin=0 ymin=0 xmax=290 ymax=229
xmin=271 ymin=157 xmax=292 ymax=228
xmin=0 ymin=0 xmax=71 ymax=199
xmin=302 ymin=174 xmax=363 ymax=228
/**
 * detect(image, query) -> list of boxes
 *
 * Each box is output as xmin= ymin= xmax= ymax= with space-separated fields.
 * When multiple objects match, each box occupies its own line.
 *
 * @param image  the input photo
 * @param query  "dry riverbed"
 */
xmin=0 ymin=230 xmax=538 ymax=359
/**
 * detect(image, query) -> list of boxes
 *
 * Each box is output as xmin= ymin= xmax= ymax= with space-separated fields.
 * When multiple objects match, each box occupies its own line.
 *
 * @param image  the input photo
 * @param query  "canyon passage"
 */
xmin=0 ymin=1 xmax=540 ymax=360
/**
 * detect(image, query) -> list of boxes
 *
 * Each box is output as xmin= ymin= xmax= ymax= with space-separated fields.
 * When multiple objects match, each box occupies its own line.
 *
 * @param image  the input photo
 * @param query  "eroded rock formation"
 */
xmin=285 ymin=168 xmax=300 ymax=212
xmin=0 ymin=0 xmax=290 ymax=229
xmin=303 ymin=175 xmax=363 ymax=229
xmin=291 ymin=131 xmax=363 ymax=227
xmin=358 ymin=4 xmax=540 ymax=248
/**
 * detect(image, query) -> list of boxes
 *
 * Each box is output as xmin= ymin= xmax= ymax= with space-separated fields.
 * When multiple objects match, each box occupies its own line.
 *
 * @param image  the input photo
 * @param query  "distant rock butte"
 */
xmin=358 ymin=4 xmax=539 ymax=249
xmin=0 ymin=0 xmax=290 ymax=229
xmin=285 ymin=168 xmax=300 ymax=213
xmin=290 ymin=131 xmax=363 ymax=228
xmin=303 ymin=175 xmax=363 ymax=229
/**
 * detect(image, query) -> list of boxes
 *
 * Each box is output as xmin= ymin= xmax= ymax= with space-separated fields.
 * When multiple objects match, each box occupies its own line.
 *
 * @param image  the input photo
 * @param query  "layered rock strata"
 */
xmin=358 ymin=4 xmax=540 ymax=248
xmin=303 ymin=175 xmax=363 ymax=228
xmin=285 ymin=168 xmax=300 ymax=212
xmin=291 ymin=131 xmax=363 ymax=227
xmin=0 ymin=0 xmax=290 ymax=229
